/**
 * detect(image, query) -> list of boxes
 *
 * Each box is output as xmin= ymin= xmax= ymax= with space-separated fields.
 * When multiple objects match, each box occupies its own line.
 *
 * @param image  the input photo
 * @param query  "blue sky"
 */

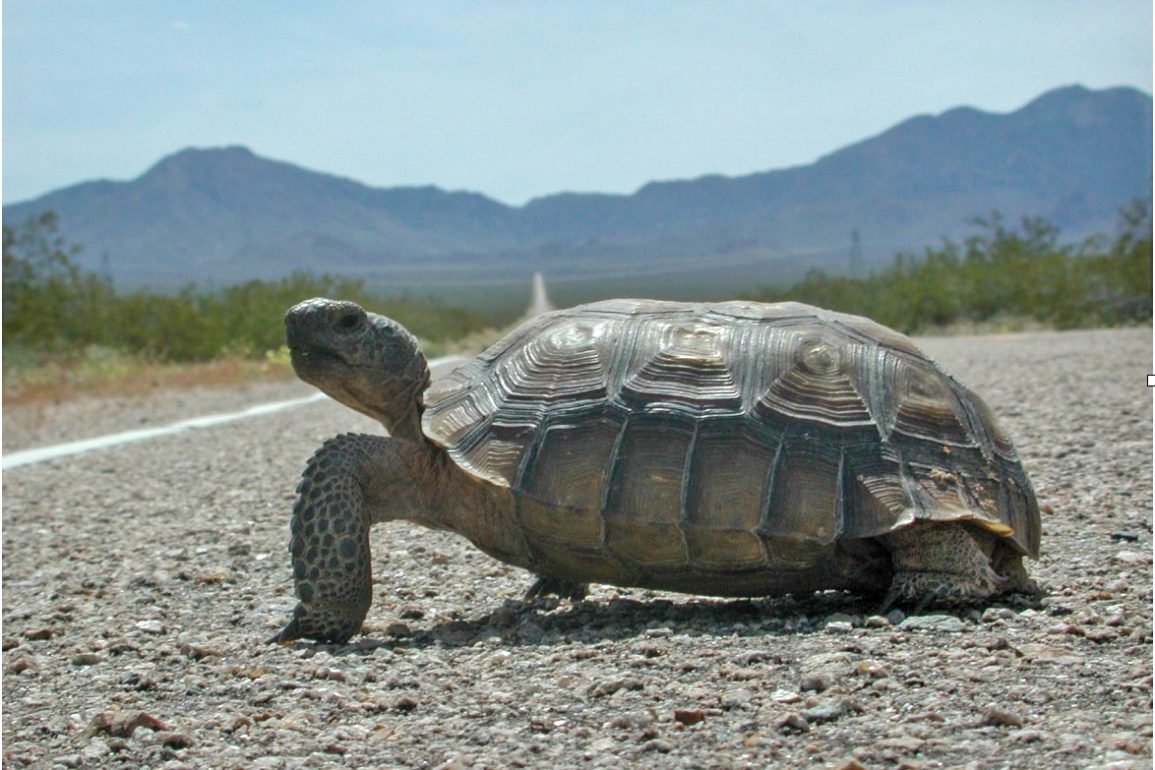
xmin=3 ymin=1 xmax=1151 ymax=206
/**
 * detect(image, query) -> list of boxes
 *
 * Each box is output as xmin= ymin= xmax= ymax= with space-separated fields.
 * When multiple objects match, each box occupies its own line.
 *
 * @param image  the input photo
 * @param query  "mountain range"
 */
xmin=4 ymin=84 xmax=1151 ymax=299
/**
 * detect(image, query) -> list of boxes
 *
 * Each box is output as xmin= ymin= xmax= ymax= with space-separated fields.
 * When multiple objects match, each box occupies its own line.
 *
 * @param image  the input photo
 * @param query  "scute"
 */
xmin=421 ymin=299 xmax=1040 ymax=559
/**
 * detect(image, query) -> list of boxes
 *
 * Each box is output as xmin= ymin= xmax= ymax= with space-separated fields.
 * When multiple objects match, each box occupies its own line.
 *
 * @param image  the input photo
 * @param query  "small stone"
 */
xmin=885 ymin=609 xmax=906 ymax=625
xmin=981 ymin=607 xmax=1016 ymax=622
xmin=899 ymin=614 xmax=966 ymax=632
xmin=6 ymin=656 xmax=36 ymax=674
xmin=436 ymin=756 xmax=473 ymax=770
xmin=1084 ymin=626 xmax=1119 ymax=642
xmin=1113 ymin=550 xmax=1151 ymax=565
xmin=981 ymin=706 xmax=1025 ymax=727
xmin=606 ymin=711 xmax=656 ymax=730
xmin=134 ymin=620 xmax=166 ymax=635
xmin=487 ymin=606 xmax=517 ymax=628
xmin=770 ymin=688 xmax=802 ymax=703
xmin=399 ymin=605 xmax=425 ymax=619
xmin=384 ymin=622 xmax=412 ymax=638
xmin=394 ymin=695 xmax=419 ymax=712
xmin=1010 ymin=728 xmax=1046 ymax=743
xmin=640 ymin=739 xmax=674 ymax=753
xmin=71 ymin=653 xmax=103 ymax=666
xmin=589 ymin=678 xmax=643 ymax=698
xmin=855 ymin=660 xmax=888 ymax=678
xmin=580 ymin=735 xmax=613 ymax=753
xmin=879 ymin=735 xmax=925 ymax=752
xmin=179 ymin=642 xmax=223 ymax=660
xmin=24 ymin=627 xmax=53 ymax=641
xmin=157 ymin=731 xmax=194 ymax=749
xmin=864 ymin=615 xmax=891 ymax=627
xmin=517 ymin=620 xmax=546 ymax=643
xmin=824 ymin=621 xmax=854 ymax=634
xmin=673 ymin=709 xmax=706 ymax=726
xmin=825 ymin=612 xmax=857 ymax=625
xmin=833 ymin=759 xmax=868 ymax=770
xmin=799 ymin=673 xmax=834 ymax=692
xmin=776 ymin=713 xmax=810 ymax=733
xmin=81 ymin=739 xmax=110 ymax=760
xmin=801 ymin=700 xmax=846 ymax=723
xmin=719 ymin=688 xmax=754 ymax=709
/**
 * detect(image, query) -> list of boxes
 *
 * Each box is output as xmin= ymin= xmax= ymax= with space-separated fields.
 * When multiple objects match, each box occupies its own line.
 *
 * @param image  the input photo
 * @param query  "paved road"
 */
xmin=1 ymin=327 xmax=1150 ymax=769
xmin=2 ymin=355 xmax=471 ymax=470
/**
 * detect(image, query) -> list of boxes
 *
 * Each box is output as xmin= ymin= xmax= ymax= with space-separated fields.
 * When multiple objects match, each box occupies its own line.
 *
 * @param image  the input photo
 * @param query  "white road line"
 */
xmin=3 ymin=355 xmax=471 ymax=470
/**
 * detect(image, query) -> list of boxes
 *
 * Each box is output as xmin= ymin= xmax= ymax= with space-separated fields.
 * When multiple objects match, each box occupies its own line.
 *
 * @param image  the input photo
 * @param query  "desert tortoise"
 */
xmin=272 ymin=298 xmax=1041 ymax=643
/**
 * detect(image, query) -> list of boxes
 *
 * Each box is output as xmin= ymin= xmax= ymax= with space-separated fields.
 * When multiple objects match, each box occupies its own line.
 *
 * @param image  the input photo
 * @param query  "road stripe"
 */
xmin=3 ymin=355 xmax=471 ymax=470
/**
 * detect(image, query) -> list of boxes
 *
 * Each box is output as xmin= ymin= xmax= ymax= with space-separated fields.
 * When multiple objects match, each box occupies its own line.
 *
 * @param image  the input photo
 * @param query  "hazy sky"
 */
xmin=3 ymin=1 xmax=1151 ymax=206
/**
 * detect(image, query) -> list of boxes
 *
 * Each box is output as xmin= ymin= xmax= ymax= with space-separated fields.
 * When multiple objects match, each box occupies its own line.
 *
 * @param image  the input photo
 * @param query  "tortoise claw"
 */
xmin=267 ymin=604 xmax=360 ymax=645
xmin=268 ymin=616 xmax=303 ymax=644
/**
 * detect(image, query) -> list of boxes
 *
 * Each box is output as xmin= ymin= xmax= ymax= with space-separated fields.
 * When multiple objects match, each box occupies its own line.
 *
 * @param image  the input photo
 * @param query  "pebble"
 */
xmin=157 ymin=732 xmax=194 ymax=749
xmin=776 ymin=713 xmax=810 ymax=733
xmin=770 ymin=688 xmax=802 ymax=703
xmin=899 ymin=615 xmax=967 ymax=632
xmin=833 ymin=759 xmax=868 ymax=770
xmin=673 ymin=709 xmax=706 ymax=726
xmin=801 ymin=701 xmax=846 ymax=723
xmin=719 ymin=688 xmax=754 ymax=709
xmin=823 ymin=621 xmax=854 ymax=634
xmin=135 ymin=620 xmax=167 ymax=635
xmin=1112 ymin=550 xmax=1151 ymax=565
xmin=982 ymin=706 xmax=1026 ymax=727
xmin=640 ymin=739 xmax=674 ymax=753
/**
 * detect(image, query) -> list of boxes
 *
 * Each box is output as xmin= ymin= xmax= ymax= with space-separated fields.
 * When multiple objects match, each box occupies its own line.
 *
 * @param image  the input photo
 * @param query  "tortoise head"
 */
xmin=285 ymin=298 xmax=430 ymax=442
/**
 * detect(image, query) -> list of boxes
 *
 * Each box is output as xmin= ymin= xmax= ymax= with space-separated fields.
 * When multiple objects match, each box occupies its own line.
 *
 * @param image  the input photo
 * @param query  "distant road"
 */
xmin=526 ymin=272 xmax=555 ymax=317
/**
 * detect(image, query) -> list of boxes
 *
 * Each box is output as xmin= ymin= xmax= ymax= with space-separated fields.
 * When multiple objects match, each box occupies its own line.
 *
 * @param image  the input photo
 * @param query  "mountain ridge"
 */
xmin=5 ymin=84 xmax=1150 ymax=294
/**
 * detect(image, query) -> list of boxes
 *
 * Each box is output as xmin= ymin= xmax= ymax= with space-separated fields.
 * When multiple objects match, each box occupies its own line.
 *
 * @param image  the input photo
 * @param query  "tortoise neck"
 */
xmin=346 ymin=351 xmax=430 ymax=443
xmin=424 ymin=450 xmax=530 ymax=569
xmin=355 ymin=439 xmax=525 ymax=566
xmin=378 ymin=368 xmax=428 ymax=443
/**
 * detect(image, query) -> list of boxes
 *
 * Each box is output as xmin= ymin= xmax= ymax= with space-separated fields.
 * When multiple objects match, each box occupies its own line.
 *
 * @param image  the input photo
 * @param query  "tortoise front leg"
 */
xmin=271 ymin=434 xmax=386 ymax=644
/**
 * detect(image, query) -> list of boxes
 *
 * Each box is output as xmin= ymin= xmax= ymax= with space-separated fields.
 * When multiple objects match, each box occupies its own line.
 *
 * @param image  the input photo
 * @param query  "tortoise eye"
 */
xmin=335 ymin=313 xmax=362 ymax=331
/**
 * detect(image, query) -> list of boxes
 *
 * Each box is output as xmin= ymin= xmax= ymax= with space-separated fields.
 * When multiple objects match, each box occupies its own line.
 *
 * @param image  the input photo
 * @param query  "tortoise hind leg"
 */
xmin=523 ymin=575 xmax=589 ymax=602
xmin=877 ymin=522 xmax=1036 ymax=613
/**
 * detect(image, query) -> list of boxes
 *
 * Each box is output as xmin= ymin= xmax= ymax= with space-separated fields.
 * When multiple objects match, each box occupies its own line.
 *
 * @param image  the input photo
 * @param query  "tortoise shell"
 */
xmin=422 ymin=299 xmax=1040 ymax=585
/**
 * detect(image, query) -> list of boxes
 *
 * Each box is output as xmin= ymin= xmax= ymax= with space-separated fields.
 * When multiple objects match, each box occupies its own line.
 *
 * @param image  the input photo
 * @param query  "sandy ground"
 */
xmin=2 ymin=326 xmax=1151 ymax=770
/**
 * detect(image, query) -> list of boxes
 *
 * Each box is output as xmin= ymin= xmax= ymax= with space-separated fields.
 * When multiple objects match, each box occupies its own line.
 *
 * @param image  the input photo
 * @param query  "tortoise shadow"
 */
xmin=280 ymin=586 xmax=1043 ymax=656
xmin=313 ymin=590 xmax=962 ymax=657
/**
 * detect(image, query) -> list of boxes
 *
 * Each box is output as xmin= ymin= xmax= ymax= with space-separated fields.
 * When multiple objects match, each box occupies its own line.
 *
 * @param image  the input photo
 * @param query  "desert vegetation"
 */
xmin=2 ymin=213 xmax=504 ymax=401
xmin=4 ymin=202 xmax=1150 ymax=402
xmin=750 ymin=202 xmax=1152 ymax=334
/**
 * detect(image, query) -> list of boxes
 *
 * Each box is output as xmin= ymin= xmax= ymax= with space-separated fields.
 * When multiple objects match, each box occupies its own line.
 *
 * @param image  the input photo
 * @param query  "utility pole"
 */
xmin=849 ymin=230 xmax=863 ymax=277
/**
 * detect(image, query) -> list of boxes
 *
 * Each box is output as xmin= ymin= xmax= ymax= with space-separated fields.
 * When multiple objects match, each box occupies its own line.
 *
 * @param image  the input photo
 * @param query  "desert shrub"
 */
xmin=751 ymin=202 xmax=1152 ymax=333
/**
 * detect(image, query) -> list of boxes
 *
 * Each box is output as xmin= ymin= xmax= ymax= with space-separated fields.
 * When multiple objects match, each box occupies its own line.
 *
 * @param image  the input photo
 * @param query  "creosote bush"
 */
xmin=3 ymin=215 xmax=490 ymax=366
xmin=749 ymin=202 xmax=1152 ymax=334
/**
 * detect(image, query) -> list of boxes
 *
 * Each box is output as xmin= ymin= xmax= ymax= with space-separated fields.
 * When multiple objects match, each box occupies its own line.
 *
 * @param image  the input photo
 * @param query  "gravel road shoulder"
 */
xmin=2 ymin=326 xmax=1151 ymax=769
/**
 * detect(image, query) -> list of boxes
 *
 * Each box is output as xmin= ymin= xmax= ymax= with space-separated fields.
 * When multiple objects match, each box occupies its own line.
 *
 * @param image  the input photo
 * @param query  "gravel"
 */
xmin=3 ymin=326 xmax=1151 ymax=769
